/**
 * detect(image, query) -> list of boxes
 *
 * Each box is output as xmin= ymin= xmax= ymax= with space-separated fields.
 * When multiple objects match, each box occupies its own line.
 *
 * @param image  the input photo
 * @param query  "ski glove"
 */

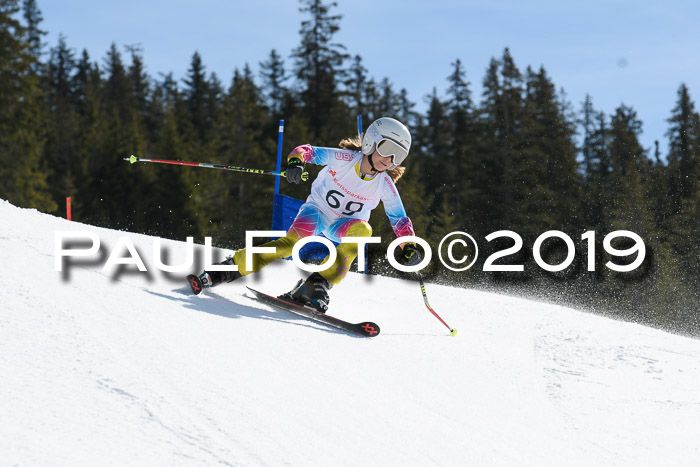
xmin=285 ymin=158 xmax=305 ymax=184
xmin=400 ymin=243 xmax=423 ymax=267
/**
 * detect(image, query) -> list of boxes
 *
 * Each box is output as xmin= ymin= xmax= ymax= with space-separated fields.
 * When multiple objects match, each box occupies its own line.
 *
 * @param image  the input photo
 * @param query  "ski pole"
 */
xmin=417 ymin=272 xmax=457 ymax=336
xmin=124 ymin=155 xmax=309 ymax=182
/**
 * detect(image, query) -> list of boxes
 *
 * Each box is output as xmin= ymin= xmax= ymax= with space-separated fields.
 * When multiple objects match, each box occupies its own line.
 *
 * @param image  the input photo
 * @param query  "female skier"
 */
xmin=191 ymin=117 xmax=422 ymax=313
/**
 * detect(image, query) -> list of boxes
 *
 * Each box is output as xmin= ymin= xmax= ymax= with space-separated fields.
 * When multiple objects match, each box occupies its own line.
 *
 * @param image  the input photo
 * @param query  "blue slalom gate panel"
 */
xmin=271 ymin=193 xmax=336 ymax=260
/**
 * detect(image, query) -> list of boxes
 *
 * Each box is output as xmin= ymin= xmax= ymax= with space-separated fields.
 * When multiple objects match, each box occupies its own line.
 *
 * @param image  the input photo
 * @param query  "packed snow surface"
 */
xmin=1 ymin=199 xmax=699 ymax=466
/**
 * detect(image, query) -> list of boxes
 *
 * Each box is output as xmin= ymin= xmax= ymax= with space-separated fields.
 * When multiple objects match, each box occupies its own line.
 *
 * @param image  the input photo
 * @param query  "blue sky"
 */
xmin=40 ymin=0 xmax=700 ymax=154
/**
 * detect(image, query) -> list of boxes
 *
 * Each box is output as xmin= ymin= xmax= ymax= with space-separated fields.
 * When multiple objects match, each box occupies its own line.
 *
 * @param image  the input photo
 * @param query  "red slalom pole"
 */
xmin=417 ymin=272 xmax=457 ymax=336
xmin=66 ymin=196 xmax=72 ymax=221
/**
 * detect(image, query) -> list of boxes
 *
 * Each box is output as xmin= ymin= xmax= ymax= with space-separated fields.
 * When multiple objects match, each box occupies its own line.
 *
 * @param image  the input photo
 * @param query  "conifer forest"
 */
xmin=2 ymin=0 xmax=699 ymax=335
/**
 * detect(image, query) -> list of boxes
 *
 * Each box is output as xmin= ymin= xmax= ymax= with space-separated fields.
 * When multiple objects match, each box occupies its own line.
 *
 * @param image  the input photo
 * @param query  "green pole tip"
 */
xmin=450 ymin=328 xmax=458 ymax=336
xmin=129 ymin=155 xmax=138 ymax=164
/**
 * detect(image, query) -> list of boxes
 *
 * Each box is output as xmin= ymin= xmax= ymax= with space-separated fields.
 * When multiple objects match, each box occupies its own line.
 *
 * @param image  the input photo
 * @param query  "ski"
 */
xmin=187 ymin=274 xmax=204 ymax=295
xmin=246 ymin=286 xmax=380 ymax=338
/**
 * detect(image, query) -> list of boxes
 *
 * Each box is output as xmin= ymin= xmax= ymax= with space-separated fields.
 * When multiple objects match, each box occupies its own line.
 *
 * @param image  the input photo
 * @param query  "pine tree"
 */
xmin=498 ymin=49 xmax=527 ymax=231
xmin=73 ymin=48 xmax=99 ymax=114
xmin=208 ymin=66 xmax=271 ymax=244
xmin=345 ymin=54 xmax=367 ymax=117
xmin=21 ymin=0 xmax=44 ymax=73
xmin=176 ymin=53 xmax=219 ymax=234
xmin=665 ymin=84 xmax=700 ymax=275
xmin=478 ymin=49 xmax=526 ymax=233
xmin=580 ymin=94 xmax=595 ymax=177
xmin=445 ymin=58 xmax=477 ymax=219
xmin=0 ymin=0 xmax=55 ymax=211
xmin=42 ymin=34 xmax=81 ymax=208
xmin=362 ymin=78 xmax=381 ymax=122
xmin=666 ymin=83 xmax=700 ymax=203
xmin=91 ymin=43 xmax=149 ymax=231
xmin=580 ymin=97 xmax=612 ymax=230
xmin=182 ymin=51 xmax=211 ymax=142
xmin=600 ymin=105 xmax=659 ymax=320
xmin=447 ymin=59 xmax=473 ymax=113
xmin=396 ymin=88 xmax=418 ymax=130
xmin=422 ymin=87 xmax=451 ymax=240
xmin=521 ymin=66 xmax=580 ymax=234
xmin=377 ymin=77 xmax=400 ymax=116
xmin=70 ymin=49 xmax=104 ymax=223
xmin=605 ymin=105 xmax=652 ymax=231
xmin=259 ymin=49 xmax=288 ymax=117
xmin=291 ymin=0 xmax=349 ymax=140
xmin=660 ymin=85 xmax=700 ymax=334
xmin=206 ymin=72 xmax=223 ymax=133
xmin=150 ymin=105 xmax=203 ymax=240
xmin=126 ymin=45 xmax=153 ymax=133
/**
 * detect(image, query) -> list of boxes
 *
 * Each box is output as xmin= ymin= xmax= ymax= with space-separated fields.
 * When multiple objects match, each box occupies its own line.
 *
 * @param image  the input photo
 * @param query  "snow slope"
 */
xmin=1 ymin=199 xmax=699 ymax=466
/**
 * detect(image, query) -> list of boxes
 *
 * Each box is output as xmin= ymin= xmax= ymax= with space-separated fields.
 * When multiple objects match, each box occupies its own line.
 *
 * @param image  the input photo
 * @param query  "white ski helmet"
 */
xmin=361 ymin=117 xmax=411 ymax=170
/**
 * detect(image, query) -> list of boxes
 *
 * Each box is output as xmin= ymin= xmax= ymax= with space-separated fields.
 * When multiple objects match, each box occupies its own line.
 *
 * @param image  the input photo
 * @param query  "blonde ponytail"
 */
xmin=338 ymin=136 xmax=362 ymax=151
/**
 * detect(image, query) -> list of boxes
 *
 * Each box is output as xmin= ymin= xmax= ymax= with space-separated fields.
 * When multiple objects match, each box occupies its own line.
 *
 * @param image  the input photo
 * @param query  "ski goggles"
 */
xmin=376 ymin=139 xmax=408 ymax=164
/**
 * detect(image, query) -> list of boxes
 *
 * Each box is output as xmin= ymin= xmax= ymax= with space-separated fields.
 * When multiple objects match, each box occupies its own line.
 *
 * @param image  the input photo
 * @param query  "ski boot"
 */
xmin=283 ymin=272 xmax=331 ymax=313
xmin=187 ymin=256 xmax=242 ymax=295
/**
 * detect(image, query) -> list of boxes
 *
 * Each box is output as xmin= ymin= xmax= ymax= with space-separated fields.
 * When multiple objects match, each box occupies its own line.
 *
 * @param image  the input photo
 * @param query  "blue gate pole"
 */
xmin=357 ymin=115 xmax=363 ymax=142
xmin=275 ymin=120 xmax=284 ymax=196
xmin=356 ymin=115 xmax=369 ymax=275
